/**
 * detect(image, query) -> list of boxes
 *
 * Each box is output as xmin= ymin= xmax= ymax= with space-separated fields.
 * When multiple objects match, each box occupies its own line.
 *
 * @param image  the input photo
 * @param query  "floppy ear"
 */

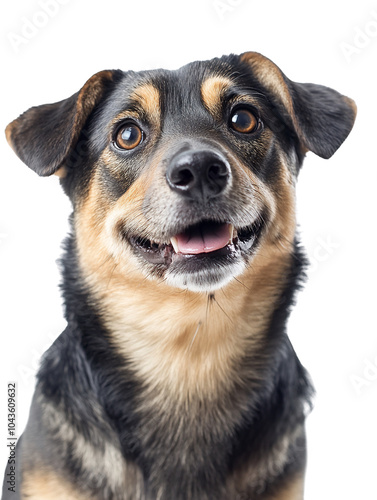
xmin=5 ymin=70 xmax=120 ymax=176
xmin=240 ymin=52 xmax=357 ymax=159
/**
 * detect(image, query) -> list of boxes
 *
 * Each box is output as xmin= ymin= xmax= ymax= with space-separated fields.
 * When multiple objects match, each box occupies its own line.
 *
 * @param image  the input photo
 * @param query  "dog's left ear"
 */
xmin=240 ymin=52 xmax=357 ymax=159
xmin=5 ymin=70 xmax=120 ymax=177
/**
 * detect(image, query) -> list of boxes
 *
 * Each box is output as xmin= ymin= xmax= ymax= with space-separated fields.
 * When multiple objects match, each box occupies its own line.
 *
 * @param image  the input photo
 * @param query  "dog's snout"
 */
xmin=166 ymin=150 xmax=231 ymax=202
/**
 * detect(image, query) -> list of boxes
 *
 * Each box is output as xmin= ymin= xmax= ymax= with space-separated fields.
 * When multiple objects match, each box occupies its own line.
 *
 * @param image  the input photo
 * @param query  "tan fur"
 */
xmin=240 ymin=52 xmax=294 ymax=117
xmin=130 ymin=83 xmax=161 ymax=125
xmin=343 ymin=94 xmax=357 ymax=117
xmin=268 ymin=149 xmax=297 ymax=245
xmin=5 ymin=120 xmax=16 ymax=149
xmin=75 ymin=156 xmax=157 ymax=267
xmin=54 ymin=166 xmax=68 ymax=178
xmin=201 ymin=76 xmax=266 ymax=121
xmin=201 ymin=76 xmax=233 ymax=117
xmin=70 ymin=70 xmax=116 ymax=157
xmin=270 ymin=474 xmax=305 ymax=500
xmin=75 ymin=70 xmax=115 ymax=122
xmin=22 ymin=469 xmax=92 ymax=500
xmin=41 ymin=399 xmax=128 ymax=492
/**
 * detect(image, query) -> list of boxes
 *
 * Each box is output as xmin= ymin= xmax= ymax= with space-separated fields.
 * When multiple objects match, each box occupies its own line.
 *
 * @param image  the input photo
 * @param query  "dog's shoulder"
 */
xmin=17 ymin=326 xmax=133 ymax=499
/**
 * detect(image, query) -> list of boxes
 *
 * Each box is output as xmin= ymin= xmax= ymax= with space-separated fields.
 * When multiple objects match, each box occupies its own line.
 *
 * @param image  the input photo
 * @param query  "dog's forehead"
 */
xmin=141 ymin=56 xmax=239 ymax=94
xmin=110 ymin=56 xmax=250 ymax=116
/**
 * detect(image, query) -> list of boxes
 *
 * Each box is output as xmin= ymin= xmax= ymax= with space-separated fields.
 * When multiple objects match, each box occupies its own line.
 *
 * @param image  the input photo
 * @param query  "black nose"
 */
xmin=166 ymin=150 xmax=231 ymax=202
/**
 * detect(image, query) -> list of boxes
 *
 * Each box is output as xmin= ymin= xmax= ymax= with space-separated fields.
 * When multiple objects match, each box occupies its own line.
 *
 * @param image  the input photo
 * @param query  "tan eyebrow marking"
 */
xmin=129 ymin=83 xmax=161 ymax=123
xmin=240 ymin=52 xmax=294 ymax=116
xmin=109 ymin=83 xmax=161 ymax=138
xmin=201 ymin=76 xmax=233 ymax=117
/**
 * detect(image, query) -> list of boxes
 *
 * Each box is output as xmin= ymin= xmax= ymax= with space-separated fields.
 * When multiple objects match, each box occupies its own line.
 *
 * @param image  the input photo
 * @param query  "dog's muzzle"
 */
xmin=118 ymin=148 xmax=265 ymax=292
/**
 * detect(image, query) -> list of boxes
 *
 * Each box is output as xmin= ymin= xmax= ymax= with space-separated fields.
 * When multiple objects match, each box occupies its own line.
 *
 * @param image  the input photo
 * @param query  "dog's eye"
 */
xmin=230 ymin=109 xmax=259 ymax=134
xmin=115 ymin=124 xmax=143 ymax=150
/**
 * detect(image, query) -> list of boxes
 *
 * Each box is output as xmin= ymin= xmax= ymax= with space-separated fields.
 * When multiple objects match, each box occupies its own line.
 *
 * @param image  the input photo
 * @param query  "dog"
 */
xmin=2 ymin=52 xmax=356 ymax=500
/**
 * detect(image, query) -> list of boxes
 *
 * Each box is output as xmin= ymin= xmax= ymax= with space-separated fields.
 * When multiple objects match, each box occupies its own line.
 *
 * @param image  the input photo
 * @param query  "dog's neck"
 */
xmin=63 ymin=222 xmax=303 ymax=401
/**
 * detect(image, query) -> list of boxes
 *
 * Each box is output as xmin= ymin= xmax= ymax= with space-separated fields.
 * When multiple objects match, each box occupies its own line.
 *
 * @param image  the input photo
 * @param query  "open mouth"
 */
xmin=127 ymin=218 xmax=265 ymax=268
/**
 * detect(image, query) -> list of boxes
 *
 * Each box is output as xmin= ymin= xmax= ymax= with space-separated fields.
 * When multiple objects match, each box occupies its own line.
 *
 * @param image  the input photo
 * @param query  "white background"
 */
xmin=1 ymin=0 xmax=376 ymax=498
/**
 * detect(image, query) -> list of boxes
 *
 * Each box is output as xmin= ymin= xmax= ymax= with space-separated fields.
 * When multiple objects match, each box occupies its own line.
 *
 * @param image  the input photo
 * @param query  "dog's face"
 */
xmin=6 ymin=52 xmax=356 ymax=293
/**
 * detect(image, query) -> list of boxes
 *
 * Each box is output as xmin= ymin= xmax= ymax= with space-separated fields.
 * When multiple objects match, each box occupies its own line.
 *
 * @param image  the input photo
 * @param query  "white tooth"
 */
xmin=228 ymin=224 xmax=234 ymax=243
xmin=170 ymin=237 xmax=179 ymax=253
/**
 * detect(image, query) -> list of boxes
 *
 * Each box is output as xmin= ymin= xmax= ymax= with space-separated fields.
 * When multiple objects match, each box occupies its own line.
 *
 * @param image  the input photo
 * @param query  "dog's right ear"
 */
xmin=5 ymin=70 xmax=120 ymax=177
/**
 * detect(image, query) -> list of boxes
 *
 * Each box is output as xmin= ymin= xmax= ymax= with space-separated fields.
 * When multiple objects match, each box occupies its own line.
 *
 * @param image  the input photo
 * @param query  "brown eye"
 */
xmin=115 ymin=123 xmax=143 ymax=150
xmin=230 ymin=109 xmax=259 ymax=134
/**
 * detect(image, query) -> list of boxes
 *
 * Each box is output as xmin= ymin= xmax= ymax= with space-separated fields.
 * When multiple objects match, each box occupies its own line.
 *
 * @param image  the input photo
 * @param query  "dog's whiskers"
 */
xmin=106 ymin=262 xmax=119 ymax=290
xmin=212 ymin=294 xmax=234 ymax=324
xmin=186 ymin=320 xmax=202 ymax=353
xmin=92 ymin=253 xmax=114 ymax=274
xmin=232 ymin=276 xmax=250 ymax=290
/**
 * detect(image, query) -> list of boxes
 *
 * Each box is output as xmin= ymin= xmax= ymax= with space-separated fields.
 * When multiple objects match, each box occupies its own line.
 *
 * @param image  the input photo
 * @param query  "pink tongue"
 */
xmin=175 ymin=222 xmax=231 ymax=255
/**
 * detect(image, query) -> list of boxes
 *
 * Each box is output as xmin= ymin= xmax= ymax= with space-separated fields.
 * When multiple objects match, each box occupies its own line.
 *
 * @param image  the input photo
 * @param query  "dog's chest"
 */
xmin=96 ymin=374 xmax=284 ymax=500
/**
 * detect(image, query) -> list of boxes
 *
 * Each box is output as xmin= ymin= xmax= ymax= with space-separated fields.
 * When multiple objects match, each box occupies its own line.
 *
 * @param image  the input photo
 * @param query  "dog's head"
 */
xmin=6 ymin=52 xmax=356 ymax=293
